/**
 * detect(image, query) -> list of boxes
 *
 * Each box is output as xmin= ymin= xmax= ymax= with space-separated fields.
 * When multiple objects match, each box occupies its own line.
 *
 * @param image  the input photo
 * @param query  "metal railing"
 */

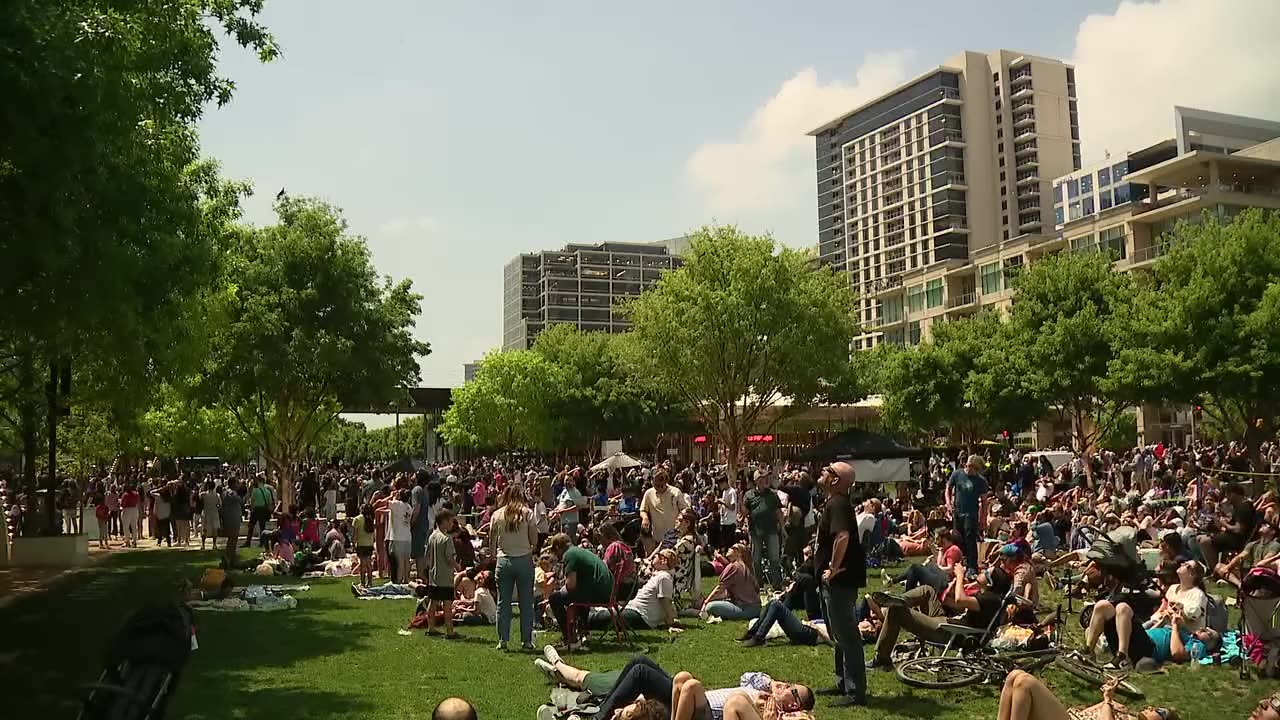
xmin=947 ymin=292 xmax=977 ymax=309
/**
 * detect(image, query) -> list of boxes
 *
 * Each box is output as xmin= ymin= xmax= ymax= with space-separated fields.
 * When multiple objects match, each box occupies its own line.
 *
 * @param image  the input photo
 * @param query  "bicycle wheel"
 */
xmin=1053 ymin=653 xmax=1144 ymax=699
xmin=896 ymin=656 xmax=988 ymax=690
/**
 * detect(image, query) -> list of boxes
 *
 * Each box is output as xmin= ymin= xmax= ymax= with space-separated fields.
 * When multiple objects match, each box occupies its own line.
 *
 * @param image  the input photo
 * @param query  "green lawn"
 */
xmin=1 ymin=550 xmax=1272 ymax=719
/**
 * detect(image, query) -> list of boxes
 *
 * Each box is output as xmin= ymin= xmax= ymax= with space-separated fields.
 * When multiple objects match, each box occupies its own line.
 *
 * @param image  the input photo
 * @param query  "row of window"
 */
xmin=1053 ymin=184 xmax=1133 ymax=224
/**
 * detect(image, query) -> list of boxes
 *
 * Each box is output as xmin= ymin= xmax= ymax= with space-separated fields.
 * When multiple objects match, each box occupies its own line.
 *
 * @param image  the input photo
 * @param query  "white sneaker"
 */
xmin=495 ymin=641 xmax=508 ymax=651
xmin=542 ymin=644 xmax=562 ymax=666
xmin=534 ymin=658 xmax=557 ymax=683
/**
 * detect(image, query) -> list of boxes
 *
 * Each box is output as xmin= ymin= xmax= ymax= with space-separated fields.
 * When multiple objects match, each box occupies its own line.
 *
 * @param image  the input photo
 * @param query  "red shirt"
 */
xmin=121 ymin=490 xmax=140 ymax=509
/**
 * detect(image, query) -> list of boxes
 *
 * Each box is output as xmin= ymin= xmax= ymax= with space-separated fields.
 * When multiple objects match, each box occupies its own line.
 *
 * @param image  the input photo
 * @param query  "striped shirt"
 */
xmin=701 ymin=672 xmax=771 ymax=720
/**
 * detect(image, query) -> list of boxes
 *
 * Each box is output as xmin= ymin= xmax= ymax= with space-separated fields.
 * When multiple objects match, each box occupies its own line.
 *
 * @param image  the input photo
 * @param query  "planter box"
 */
xmin=9 ymin=533 xmax=89 ymax=568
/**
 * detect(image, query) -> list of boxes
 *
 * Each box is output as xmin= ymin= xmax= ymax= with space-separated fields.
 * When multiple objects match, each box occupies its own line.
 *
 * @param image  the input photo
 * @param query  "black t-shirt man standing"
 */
xmin=814 ymin=461 xmax=867 ymax=707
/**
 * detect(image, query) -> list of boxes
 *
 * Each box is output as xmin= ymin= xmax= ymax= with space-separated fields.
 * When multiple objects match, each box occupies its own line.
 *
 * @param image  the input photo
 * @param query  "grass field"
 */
xmin=2 ymin=550 xmax=1273 ymax=719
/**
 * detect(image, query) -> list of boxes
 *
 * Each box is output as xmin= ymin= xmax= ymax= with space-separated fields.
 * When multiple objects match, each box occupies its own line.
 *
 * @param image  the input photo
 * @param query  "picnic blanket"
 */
xmin=190 ymin=585 xmax=298 ymax=612
xmin=355 ymin=582 xmax=420 ymax=600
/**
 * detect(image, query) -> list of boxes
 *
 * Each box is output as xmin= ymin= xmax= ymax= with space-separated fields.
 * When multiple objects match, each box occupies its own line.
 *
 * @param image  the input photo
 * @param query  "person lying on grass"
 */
xmin=532 ymin=649 xmax=813 ymax=720
xmin=998 ymin=669 xmax=1179 ymax=720
xmin=736 ymin=599 xmax=832 ymax=648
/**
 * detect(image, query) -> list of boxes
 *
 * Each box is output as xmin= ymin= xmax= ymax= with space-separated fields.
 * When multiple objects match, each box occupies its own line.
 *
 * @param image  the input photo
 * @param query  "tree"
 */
xmin=0 ymin=0 xmax=276 ymax=530
xmin=622 ymin=225 xmax=857 ymax=479
xmin=1007 ymin=251 xmax=1139 ymax=452
xmin=1132 ymin=209 xmax=1280 ymax=473
xmin=439 ymin=350 xmax=568 ymax=451
xmin=139 ymin=383 xmax=255 ymax=461
xmin=530 ymin=325 xmax=689 ymax=458
xmin=201 ymin=197 xmax=429 ymax=505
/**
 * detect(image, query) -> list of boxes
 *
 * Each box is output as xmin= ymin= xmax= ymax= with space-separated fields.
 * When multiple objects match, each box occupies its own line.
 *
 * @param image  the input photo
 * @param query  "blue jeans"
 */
xmin=496 ymin=554 xmax=535 ymax=645
xmin=954 ymin=513 xmax=980 ymax=573
xmin=751 ymin=530 xmax=782 ymax=587
xmin=823 ymin=584 xmax=867 ymax=701
xmin=703 ymin=600 xmax=761 ymax=620
xmin=593 ymin=656 xmax=673 ymax=720
xmin=748 ymin=599 xmax=819 ymax=645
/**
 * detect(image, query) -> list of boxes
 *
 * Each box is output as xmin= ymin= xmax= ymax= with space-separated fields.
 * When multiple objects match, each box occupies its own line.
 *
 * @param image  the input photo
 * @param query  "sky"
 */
xmin=199 ymin=0 xmax=1280 ymax=415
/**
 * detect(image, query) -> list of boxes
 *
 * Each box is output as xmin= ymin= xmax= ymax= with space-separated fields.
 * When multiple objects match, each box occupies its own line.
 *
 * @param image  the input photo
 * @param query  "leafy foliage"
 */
xmin=622 ymin=225 xmax=857 ymax=475
xmin=438 ymin=350 xmax=568 ymax=450
xmin=1132 ymin=209 xmax=1280 ymax=467
xmin=201 ymin=197 xmax=429 ymax=501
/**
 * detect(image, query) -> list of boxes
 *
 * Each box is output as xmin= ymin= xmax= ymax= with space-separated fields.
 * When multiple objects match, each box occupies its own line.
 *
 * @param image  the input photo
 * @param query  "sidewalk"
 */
xmin=0 ymin=539 xmax=207 ymax=609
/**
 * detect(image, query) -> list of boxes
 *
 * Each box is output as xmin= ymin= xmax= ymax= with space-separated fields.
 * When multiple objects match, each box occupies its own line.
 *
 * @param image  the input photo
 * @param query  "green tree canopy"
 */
xmin=439 ymin=350 xmax=568 ymax=451
xmin=1131 ymin=209 xmax=1280 ymax=470
xmin=201 ymin=197 xmax=429 ymax=503
xmin=622 ymin=225 xmax=857 ymax=477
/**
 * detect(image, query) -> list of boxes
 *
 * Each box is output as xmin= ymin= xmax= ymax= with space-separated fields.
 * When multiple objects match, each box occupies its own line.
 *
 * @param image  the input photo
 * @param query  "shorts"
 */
xmin=392 ymin=540 xmax=411 ymax=559
xmin=1212 ymin=532 xmax=1246 ymax=556
xmin=356 ymin=545 xmax=375 ymax=559
xmin=426 ymin=584 xmax=455 ymax=602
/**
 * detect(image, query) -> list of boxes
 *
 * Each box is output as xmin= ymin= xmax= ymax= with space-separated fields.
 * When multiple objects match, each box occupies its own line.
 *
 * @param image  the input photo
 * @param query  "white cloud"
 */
xmin=1071 ymin=0 xmax=1280 ymax=163
xmin=684 ymin=53 xmax=911 ymax=218
xmin=377 ymin=214 xmax=440 ymax=236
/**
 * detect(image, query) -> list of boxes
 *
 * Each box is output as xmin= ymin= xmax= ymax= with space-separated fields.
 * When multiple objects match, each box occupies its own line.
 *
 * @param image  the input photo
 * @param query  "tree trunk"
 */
xmin=1243 ymin=416 xmax=1267 ymax=497
xmin=18 ymin=351 xmax=37 ymax=495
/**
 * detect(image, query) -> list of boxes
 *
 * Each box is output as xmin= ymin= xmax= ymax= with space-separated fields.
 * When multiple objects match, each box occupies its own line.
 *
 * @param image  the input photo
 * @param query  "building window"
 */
xmin=1082 ymin=195 xmax=1095 ymax=215
xmin=1067 ymin=178 xmax=1079 ymax=198
xmin=1055 ymin=206 xmax=1065 ymax=225
xmin=1113 ymin=183 xmax=1131 ymax=204
xmin=908 ymin=321 xmax=922 ymax=345
xmin=1112 ymin=163 xmax=1128 ymax=183
xmin=1070 ymin=233 xmax=1097 ymax=253
xmin=1053 ymin=183 xmax=1062 ymax=204
xmin=1000 ymin=171 xmax=1006 ymax=182
xmin=1100 ymin=225 xmax=1126 ymax=259
xmin=907 ymin=284 xmax=925 ymax=313
xmin=1099 ymin=189 xmax=1113 ymax=211
xmin=980 ymin=262 xmax=1002 ymax=295
xmin=1069 ymin=201 xmax=1083 ymax=221
xmin=1003 ymin=229 xmax=1010 ymax=239
xmin=1098 ymin=167 xmax=1111 ymax=186
xmin=925 ymin=279 xmax=943 ymax=308
xmin=1080 ymin=175 xmax=1093 ymax=194
xmin=883 ymin=296 xmax=904 ymax=323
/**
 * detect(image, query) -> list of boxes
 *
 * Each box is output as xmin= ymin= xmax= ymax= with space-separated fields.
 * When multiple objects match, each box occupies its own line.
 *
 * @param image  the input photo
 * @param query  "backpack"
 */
xmin=1205 ymin=593 xmax=1230 ymax=634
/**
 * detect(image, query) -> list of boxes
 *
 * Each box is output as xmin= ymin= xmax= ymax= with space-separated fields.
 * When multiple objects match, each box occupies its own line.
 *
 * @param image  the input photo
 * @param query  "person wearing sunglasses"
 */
xmin=1250 ymin=691 xmax=1280 ymax=720
xmin=997 ymin=669 xmax=1180 ymax=720
xmin=670 ymin=669 xmax=815 ymax=720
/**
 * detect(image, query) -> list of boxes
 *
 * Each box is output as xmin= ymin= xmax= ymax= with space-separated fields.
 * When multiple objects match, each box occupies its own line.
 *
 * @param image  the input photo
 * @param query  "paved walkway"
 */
xmin=0 ymin=539 xmax=208 ymax=610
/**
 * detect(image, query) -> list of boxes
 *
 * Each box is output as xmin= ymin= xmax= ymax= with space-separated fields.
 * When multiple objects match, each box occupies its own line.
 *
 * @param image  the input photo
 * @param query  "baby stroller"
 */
xmin=1238 ymin=566 xmax=1280 ymax=680
xmin=79 ymin=602 xmax=195 ymax=720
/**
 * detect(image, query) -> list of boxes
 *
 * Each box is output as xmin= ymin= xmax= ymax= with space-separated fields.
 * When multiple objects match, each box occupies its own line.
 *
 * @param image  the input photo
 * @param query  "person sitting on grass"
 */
xmin=669 ymin=669 xmax=815 ymax=720
xmin=701 ymin=543 xmax=761 ymax=620
xmin=588 ymin=548 xmax=678 ymax=631
xmin=882 ymin=528 xmax=963 ymax=593
xmin=998 ymin=670 xmax=1179 ymax=720
xmin=737 ymin=598 xmax=831 ymax=648
xmin=453 ymin=572 xmax=498 ymax=626
xmin=1214 ymin=520 xmax=1280 ymax=589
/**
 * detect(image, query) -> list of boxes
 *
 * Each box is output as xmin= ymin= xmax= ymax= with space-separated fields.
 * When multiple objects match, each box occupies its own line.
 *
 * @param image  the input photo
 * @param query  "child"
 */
xmin=353 ymin=504 xmax=377 ymax=588
xmin=323 ymin=519 xmax=346 ymax=560
xmin=94 ymin=495 xmax=111 ymax=549
xmin=300 ymin=510 xmax=321 ymax=550
xmin=424 ymin=509 xmax=460 ymax=639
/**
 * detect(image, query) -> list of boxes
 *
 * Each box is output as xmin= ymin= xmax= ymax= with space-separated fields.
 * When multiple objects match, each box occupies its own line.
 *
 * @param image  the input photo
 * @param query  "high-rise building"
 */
xmin=502 ymin=237 xmax=689 ymax=351
xmin=809 ymin=50 xmax=1080 ymax=348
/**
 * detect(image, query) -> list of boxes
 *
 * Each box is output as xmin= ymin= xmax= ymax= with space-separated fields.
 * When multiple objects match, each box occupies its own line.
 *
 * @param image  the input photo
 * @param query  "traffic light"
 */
xmin=1193 ymin=405 xmax=1203 ymax=421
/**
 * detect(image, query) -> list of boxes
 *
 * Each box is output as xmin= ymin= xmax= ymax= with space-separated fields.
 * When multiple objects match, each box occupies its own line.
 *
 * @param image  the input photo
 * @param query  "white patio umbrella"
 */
xmin=590 ymin=451 xmax=644 ymax=472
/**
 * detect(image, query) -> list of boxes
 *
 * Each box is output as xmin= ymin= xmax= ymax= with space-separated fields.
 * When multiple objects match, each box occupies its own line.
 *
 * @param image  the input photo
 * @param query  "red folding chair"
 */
xmin=565 ymin=578 xmax=634 ymax=649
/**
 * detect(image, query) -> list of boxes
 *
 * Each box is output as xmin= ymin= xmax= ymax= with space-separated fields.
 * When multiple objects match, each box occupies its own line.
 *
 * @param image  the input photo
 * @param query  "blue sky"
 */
xmin=199 ymin=0 xmax=1279 ymax=402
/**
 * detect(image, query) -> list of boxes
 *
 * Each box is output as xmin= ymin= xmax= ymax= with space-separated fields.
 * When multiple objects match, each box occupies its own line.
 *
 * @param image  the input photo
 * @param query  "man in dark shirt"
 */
xmin=220 ymin=478 xmax=244 ymax=569
xmin=1198 ymin=483 xmax=1258 ymax=570
xmin=815 ymin=461 xmax=867 ymax=707
xmin=744 ymin=469 xmax=784 ymax=588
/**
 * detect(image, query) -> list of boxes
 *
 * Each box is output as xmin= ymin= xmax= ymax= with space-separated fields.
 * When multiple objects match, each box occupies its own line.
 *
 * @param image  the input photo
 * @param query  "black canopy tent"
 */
xmin=802 ymin=427 xmax=926 ymax=462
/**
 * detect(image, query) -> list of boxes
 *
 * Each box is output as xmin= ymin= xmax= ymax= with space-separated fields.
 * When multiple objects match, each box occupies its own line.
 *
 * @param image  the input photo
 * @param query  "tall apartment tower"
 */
xmin=809 ymin=50 xmax=1080 ymax=348
xmin=502 ymin=237 xmax=689 ymax=351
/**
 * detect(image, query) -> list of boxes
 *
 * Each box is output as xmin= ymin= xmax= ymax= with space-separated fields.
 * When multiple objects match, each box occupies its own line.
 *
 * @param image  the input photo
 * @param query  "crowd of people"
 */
xmin=5 ymin=437 xmax=1280 ymax=719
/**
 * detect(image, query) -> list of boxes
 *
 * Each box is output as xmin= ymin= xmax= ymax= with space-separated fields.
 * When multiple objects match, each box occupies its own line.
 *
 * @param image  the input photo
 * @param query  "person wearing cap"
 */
xmin=744 ymin=468 xmax=784 ymax=589
xmin=640 ymin=469 xmax=688 ymax=543
xmin=814 ymin=461 xmax=867 ymax=707
xmin=947 ymin=454 xmax=990 ymax=576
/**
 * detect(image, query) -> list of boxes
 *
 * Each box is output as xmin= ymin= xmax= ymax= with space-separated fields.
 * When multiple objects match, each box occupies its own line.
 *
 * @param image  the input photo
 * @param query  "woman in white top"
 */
xmin=387 ymin=490 xmax=413 ymax=584
xmin=489 ymin=484 xmax=539 ymax=651
xmin=322 ymin=479 xmax=338 ymax=521
xmin=1147 ymin=560 xmax=1208 ymax=632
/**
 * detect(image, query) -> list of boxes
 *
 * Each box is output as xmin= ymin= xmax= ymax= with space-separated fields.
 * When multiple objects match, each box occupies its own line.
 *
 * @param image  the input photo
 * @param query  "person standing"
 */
xmin=104 ymin=483 xmax=121 ymax=539
xmin=199 ymin=480 xmax=221 ymax=551
xmin=717 ymin=475 xmax=739 ymax=551
xmin=411 ymin=475 xmax=432 ymax=582
xmin=120 ymin=484 xmax=141 ymax=548
xmin=744 ymin=469 xmax=784 ymax=589
xmin=246 ymin=475 xmax=276 ymax=547
xmin=322 ymin=478 xmax=338 ymax=521
xmin=388 ymin=489 xmax=413 ymax=584
xmin=640 ymin=469 xmax=688 ymax=542
xmin=220 ymin=479 xmax=244 ymax=569
xmin=489 ymin=484 xmax=538 ymax=651
xmin=947 ymin=454 xmax=989 ymax=576
xmin=816 ymin=461 xmax=867 ymax=707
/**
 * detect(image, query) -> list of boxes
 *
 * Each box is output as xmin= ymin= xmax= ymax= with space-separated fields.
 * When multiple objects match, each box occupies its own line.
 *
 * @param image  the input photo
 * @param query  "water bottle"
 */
xmin=1189 ymin=638 xmax=1205 ymax=670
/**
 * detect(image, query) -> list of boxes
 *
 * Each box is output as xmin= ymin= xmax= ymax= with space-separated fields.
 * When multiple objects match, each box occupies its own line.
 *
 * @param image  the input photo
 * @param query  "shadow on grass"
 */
xmin=0 ymin=549 xmax=379 ymax=719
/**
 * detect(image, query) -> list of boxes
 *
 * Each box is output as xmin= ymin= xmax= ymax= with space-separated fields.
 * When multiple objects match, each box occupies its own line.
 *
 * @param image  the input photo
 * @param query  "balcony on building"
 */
xmin=1010 ymin=85 xmax=1034 ymax=101
xmin=1018 ymin=214 xmax=1043 ymax=232
xmin=1016 ymin=154 xmax=1039 ymax=172
xmin=1013 ymin=111 xmax=1036 ymax=129
xmin=1015 ymin=171 xmax=1040 ymax=187
xmin=1124 ymin=150 xmax=1280 ymax=224
xmin=935 ymin=171 xmax=968 ymax=190
xmin=1010 ymin=68 xmax=1033 ymax=86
